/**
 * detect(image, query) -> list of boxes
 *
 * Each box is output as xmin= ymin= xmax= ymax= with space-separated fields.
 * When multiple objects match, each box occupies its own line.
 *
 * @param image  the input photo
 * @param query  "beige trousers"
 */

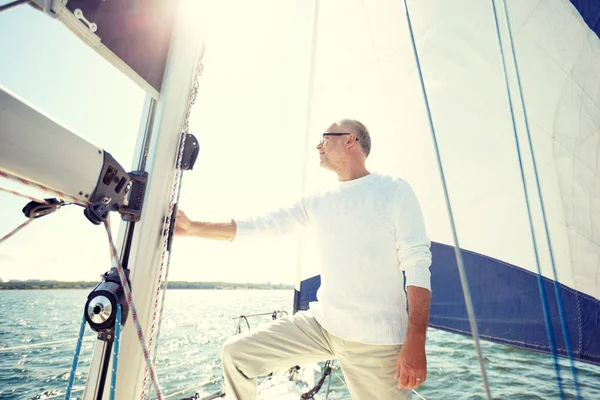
xmin=221 ymin=311 xmax=412 ymax=400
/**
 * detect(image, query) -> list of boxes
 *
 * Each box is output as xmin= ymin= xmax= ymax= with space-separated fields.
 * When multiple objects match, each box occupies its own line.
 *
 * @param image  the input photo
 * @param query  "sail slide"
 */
xmin=295 ymin=0 xmax=600 ymax=367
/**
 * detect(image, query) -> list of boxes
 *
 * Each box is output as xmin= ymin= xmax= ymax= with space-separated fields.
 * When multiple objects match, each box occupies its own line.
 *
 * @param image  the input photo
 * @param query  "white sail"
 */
xmin=2 ymin=0 xmax=598 ymax=398
xmin=291 ymin=0 xmax=600 ymax=365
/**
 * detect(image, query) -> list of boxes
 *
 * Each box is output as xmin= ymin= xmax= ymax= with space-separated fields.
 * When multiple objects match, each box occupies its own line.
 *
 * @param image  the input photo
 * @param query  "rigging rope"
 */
xmin=0 ymin=58 xmax=204 ymax=400
xmin=104 ymin=217 xmax=163 ymax=399
xmin=1 ymin=218 xmax=35 ymax=244
xmin=0 ymin=185 xmax=48 ymax=203
xmin=0 ymin=170 xmax=88 ymax=205
xmin=0 ymin=175 xmax=50 ymax=245
xmin=65 ymin=313 xmax=87 ymax=400
xmin=64 ymin=306 xmax=122 ymax=400
xmin=487 ymin=0 xmax=570 ymax=397
xmin=0 ymin=170 xmax=76 ymax=245
xmin=399 ymin=1 xmax=492 ymax=398
xmin=0 ymin=175 xmax=163 ymax=397
xmin=491 ymin=1 xmax=582 ymax=398
xmin=110 ymin=304 xmax=123 ymax=400
xmin=0 ymin=175 xmax=161 ymax=399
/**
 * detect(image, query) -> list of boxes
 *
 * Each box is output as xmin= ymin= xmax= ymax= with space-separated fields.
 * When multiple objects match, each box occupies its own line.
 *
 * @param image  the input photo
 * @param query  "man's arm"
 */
xmin=396 ymin=286 xmax=431 ymax=390
xmin=175 ymin=210 xmax=237 ymax=241
xmin=393 ymin=182 xmax=432 ymax=390
xmin=174 ymin=196 xmax=310 ymax=241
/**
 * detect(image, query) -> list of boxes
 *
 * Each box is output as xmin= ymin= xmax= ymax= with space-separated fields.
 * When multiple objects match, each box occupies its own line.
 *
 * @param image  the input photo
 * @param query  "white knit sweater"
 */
xmin=235 ymin=173 xmax=432 ymax=345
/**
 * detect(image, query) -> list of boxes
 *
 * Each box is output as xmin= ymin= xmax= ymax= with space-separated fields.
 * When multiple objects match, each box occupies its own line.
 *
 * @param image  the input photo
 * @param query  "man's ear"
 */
xmin=346 ymin=134 xmax=358 ymax=149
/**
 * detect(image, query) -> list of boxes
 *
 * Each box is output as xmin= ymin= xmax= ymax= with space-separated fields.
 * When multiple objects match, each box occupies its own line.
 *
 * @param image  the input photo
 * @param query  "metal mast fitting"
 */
xmin=180 ymin=133 xmax=199 ymax=170
xmin=0 ymin=85 xmax=147 ymax=225
xmin=85 ymin=268 xmax=130 ymax=340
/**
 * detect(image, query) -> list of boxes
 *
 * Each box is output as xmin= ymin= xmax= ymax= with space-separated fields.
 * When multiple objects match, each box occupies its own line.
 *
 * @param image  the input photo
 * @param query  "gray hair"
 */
xmin=338 ymin=119 xmax=371 ymax=157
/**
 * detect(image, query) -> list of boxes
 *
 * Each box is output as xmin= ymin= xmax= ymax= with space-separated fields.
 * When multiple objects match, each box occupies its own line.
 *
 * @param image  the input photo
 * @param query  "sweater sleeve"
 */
xmin=234 ymin=198 xmax=310 ymax=240
xmin=395 ymin=182 xmax=432 ymax=291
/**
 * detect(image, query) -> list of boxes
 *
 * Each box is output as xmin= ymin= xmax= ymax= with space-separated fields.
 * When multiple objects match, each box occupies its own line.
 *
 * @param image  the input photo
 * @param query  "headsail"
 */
xmin=295 ymin=0 xmax=600 ymax=367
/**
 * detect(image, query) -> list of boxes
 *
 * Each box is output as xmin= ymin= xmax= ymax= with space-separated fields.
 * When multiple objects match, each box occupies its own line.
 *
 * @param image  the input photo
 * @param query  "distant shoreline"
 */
xmin=0 ymin=280 xmax=294 ymax=290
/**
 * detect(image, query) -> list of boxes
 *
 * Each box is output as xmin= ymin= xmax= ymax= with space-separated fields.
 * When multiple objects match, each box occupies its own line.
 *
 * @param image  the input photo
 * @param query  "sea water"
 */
xmin=0 ymin=290 xmax=598 ymax=399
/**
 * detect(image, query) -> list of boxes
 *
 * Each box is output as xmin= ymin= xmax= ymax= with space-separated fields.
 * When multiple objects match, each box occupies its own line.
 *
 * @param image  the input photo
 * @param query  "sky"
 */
xmin=0 ymin=0 xmax=591 ymax=293
xmin=0 ymin=0 xmax=317 ymax=284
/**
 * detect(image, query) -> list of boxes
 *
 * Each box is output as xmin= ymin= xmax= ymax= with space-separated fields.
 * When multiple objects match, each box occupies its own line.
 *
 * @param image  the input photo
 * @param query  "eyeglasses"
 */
xmin=318 ymin=132 xmax=358 ymax=146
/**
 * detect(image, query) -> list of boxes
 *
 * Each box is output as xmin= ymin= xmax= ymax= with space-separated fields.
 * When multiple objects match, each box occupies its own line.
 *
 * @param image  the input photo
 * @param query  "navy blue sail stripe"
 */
xmin=294 ymin=242 xmax=600 ymax=367
xmin=570 ymin=0 xmax=600 ymax=39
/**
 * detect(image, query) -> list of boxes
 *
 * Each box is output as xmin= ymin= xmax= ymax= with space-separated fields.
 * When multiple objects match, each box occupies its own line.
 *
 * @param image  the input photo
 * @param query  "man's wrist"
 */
xmin=404 ymin=331 xmax=426 ymax=346
xmin=189 ymin=221 xmax=203 ymax=237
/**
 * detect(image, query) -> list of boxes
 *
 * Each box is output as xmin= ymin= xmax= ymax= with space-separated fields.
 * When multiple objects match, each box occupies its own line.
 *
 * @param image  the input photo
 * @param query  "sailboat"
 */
xmin=0 ymin=0 xmax=599 ymax=399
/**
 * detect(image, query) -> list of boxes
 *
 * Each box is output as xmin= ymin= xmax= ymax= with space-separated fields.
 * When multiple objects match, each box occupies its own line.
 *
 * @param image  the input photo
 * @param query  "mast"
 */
xmin=81 ymin=1 xmax=204 ymax=398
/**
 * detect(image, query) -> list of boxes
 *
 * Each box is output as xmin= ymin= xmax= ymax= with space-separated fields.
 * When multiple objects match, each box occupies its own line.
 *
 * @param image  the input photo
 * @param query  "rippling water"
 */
xmin=0 ymin=290 xmax=598 ymax=399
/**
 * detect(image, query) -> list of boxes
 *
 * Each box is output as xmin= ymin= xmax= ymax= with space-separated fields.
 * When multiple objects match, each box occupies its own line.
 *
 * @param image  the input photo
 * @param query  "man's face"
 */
xmin=316 ymin=123 xmax=348 ymax=170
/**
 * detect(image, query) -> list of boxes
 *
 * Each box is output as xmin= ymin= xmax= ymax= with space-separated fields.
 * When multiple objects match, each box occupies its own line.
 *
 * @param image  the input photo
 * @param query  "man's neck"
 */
xmin=336 ymin=166 xmax=370 ymax=182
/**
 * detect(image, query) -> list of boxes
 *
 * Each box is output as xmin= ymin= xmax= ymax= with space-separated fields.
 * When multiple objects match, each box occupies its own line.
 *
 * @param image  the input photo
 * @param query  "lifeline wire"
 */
xmin=400 ymin=1 xmax=492 ymax=398
xmin=495 ymin=1 xmax=581 ymax=397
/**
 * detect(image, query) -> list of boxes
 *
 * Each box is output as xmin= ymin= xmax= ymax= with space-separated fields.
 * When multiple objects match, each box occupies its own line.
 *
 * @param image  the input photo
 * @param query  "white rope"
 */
xmin=0 ymin=170 xmax=88 ymax=206
xmin=1 ymin=218 xmax=35 ymax=244
xmin=0 ymin=185 xmax=48 ymax=203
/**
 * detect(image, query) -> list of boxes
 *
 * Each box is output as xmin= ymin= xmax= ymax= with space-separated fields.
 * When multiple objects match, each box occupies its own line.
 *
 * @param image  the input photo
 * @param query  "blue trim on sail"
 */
xmin=571 ymin=0 xmax=600 ymax=38
xmin=293 ymin=242 xmax=600 ymax=366
xmin=294 ymin=275 xmax=320 ymax=314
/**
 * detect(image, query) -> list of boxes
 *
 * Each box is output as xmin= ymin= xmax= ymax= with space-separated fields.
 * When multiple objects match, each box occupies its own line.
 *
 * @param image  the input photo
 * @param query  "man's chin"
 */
xmin=319 ymin=164 xmax=335 ymax=172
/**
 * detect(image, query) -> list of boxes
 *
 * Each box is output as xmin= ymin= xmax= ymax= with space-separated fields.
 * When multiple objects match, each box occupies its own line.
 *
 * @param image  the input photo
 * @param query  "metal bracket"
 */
xmin=119 ymin=171 xmax=148 ymax=222
xmin=180 ymin=133 xmax=199 ymax=170
xmin=46 ymin=0 xmax=102 ymax=47
xmin=27 ymin=0 xmax=57 ymax=17
xmin=83 ymin=199 xmax=110 ymax=225
xmin=166 ymin=202 xmax=178 ymax=252
xmin=97 ymin=329 xmax=115 ymax=343
xmin=22 ymin=198 xmax=64 ymax=219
